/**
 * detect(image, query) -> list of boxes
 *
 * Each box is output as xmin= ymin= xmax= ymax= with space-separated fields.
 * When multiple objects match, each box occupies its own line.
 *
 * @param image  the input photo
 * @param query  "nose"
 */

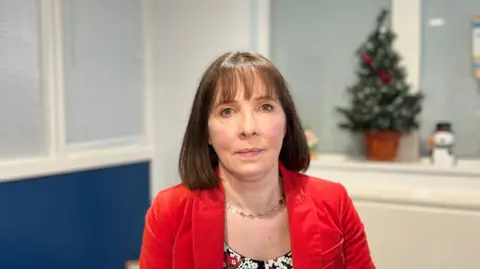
xmin=239 ymin=110 xmax=258 ymax=138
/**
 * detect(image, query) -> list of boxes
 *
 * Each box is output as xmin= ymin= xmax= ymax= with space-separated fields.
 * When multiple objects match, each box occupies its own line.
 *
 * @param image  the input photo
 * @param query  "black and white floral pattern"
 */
xmin=223 ymin=243 xmax=293 ymax=269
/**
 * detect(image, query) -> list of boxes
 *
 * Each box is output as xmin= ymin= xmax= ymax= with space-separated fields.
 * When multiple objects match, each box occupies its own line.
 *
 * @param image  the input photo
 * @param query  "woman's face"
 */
xmin=208 ymin=78 xmax=286 ymax=181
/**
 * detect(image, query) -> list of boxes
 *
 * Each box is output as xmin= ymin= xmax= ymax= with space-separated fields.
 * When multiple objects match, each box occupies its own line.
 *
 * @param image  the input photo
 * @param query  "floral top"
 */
xmin=223 ymin=243 xmax=293 ymax=269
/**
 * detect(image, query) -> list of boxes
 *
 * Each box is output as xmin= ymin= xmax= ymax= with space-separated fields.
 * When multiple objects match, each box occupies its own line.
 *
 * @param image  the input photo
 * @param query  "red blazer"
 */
xmin=139 ymin=164 xmax=375 ymax=269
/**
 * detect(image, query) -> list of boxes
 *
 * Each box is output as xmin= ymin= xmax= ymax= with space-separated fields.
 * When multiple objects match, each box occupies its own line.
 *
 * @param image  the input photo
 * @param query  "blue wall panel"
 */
xmin=0 ymin=161 xmax=150 ymax=269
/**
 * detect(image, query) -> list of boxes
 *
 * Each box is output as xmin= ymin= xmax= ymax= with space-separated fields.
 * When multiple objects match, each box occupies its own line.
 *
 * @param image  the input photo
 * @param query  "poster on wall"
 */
xmin=473 ymin=16 xmax=480 ymax=79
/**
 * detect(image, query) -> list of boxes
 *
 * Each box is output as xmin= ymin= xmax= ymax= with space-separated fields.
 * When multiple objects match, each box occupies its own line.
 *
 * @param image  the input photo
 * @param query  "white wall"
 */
xmin=151 ymin=0 xmax=262 ymax=197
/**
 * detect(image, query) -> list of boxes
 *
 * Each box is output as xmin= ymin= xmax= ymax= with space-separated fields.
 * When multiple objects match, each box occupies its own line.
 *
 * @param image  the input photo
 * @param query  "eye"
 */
xmin=220 ymin=107 xmax=234 ymax=117
xmin=260 ymin=104 xmax=274 ymax=112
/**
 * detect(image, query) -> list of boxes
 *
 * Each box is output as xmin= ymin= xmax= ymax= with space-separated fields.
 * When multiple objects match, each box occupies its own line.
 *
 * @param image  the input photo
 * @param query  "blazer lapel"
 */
xmin=192 ymin=187 xmax=225 ymax=269
xmin=281 ymin=164 xmax=323 ymax=269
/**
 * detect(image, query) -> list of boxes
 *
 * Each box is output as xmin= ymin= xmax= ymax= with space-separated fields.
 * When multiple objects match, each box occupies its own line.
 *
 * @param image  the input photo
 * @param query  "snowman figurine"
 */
xmin=428 ymin=122 xmax=456 ymax=166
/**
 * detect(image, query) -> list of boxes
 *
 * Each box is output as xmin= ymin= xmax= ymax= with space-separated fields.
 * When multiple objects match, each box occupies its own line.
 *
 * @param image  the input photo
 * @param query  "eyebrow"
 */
xmin=215 ymin=95 xmax=276 ymax=106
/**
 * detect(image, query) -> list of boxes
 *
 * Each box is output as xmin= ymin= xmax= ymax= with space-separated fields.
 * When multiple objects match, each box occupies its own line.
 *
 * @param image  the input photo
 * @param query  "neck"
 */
xmin=220 ymin=165 xmax=283 ymax=215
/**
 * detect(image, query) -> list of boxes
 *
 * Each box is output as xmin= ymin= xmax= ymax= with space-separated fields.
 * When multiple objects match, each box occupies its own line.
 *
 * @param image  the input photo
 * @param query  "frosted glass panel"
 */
xmin=62 ymin=0 xmax=144 ymax=147
xmin=270 ymin=0 xmax=391 ymax=154
xmin=420 ymin=0 xmax=480 ymax=158
xmin=0 ymin=0 xmax=46 ymax=159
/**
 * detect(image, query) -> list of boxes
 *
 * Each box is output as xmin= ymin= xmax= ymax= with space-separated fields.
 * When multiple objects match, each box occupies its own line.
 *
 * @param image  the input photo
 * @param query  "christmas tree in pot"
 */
xmin=336 ymin=9 xmax=424 ymax=161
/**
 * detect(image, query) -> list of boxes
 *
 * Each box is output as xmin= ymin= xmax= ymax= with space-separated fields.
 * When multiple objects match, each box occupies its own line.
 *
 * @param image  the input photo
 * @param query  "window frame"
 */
xmin=261 ymin=0 xmax=480 ymax=176
xmin=0 ymin=0 xmax=155 ymax=183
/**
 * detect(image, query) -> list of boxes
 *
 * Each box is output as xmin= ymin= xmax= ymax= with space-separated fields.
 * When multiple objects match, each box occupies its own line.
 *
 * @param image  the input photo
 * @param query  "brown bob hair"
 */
xmin=179 ymin=51 xmax=310 ymax=190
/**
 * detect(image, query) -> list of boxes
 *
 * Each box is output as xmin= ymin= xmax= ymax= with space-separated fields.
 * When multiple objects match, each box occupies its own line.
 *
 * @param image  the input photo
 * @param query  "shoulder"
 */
xmin=148 ymin=183 xmax=199 ymax=224
xmin=287 ymin=171 xmax=350 ymax=210
xmin=288 ymin=171 xmax=348 ymax=201
xmin=289 ymin=172 xmax=355 ymax=227
xmin=303 ymin=174 xmax=348 ymax=200
xmin=151 ymin=183 xmax=197 ymax=212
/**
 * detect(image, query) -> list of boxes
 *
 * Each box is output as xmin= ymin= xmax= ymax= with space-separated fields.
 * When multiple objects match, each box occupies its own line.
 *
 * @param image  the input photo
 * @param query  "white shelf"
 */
xmin=306 ymin=155 xmax=480 ymax=210
xmin=309 ymin=155 xmax=480 ymax=178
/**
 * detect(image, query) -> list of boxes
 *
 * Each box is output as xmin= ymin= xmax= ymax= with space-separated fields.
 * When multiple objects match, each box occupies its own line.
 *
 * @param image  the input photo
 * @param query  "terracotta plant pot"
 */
xmin=364 ymin=131 xmax=401 ymax=161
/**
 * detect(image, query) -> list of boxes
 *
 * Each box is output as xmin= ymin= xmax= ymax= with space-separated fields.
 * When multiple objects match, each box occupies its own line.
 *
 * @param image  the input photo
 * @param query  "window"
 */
xmin=61 ymin=0 xmax=145 ymax=150
xmin=420 ymin=0 xmax=480 ymax=159
xmin=0 ymin=0 xmax=46 ymax=160
xmin=270 ymin=0 xmax=392 ymax=156
xmin=0 ymin=0 xmax=153 ymax=182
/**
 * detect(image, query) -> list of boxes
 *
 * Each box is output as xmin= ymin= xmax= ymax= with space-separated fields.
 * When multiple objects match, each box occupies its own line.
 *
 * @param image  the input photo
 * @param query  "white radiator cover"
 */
xmin=307 ymin=163 xmax=480 ymax=269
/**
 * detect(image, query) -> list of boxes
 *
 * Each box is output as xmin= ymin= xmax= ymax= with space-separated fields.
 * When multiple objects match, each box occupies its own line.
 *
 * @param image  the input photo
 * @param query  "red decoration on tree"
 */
xmin=360 ymin=54 xmax=391 ymax=85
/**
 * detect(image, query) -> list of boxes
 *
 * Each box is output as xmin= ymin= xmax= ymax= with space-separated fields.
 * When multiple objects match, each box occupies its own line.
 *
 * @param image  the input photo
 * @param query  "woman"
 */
xmin=139 ymin=52 xmax=375 ymax=269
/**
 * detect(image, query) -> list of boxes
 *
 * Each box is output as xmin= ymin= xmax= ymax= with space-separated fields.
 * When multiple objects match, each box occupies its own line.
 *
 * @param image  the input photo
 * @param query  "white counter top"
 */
xmin=308 ymin=155 xmax=480 ymax=177
xmin=306 ymin=155 xmax=480 ymax=211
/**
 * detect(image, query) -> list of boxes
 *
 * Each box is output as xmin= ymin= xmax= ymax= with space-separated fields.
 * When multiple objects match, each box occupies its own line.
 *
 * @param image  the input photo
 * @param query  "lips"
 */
xmin=235 ymin=148 xmax=263 ymax=157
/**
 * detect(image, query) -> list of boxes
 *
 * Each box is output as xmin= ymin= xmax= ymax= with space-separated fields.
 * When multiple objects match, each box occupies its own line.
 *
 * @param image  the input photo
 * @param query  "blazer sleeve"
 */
xmin=139 ymin=193 xmax=175 ymax=269
xmin=338 ymin=184 xmax=376 ymax=269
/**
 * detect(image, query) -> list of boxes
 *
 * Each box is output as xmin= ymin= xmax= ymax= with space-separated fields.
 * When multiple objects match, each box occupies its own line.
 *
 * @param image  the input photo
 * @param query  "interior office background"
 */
xmin=0 ymin=0 xmax=479 ymax=269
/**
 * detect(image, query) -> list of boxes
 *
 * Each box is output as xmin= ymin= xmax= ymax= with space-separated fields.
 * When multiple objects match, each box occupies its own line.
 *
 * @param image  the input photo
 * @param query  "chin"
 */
xmin=230 ymin=160 xmax=276 ymax=181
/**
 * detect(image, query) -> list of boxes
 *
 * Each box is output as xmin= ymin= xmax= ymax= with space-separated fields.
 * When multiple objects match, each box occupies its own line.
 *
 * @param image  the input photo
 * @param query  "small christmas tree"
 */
xmin=336 ymin=9 xmax=424 ymax=133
